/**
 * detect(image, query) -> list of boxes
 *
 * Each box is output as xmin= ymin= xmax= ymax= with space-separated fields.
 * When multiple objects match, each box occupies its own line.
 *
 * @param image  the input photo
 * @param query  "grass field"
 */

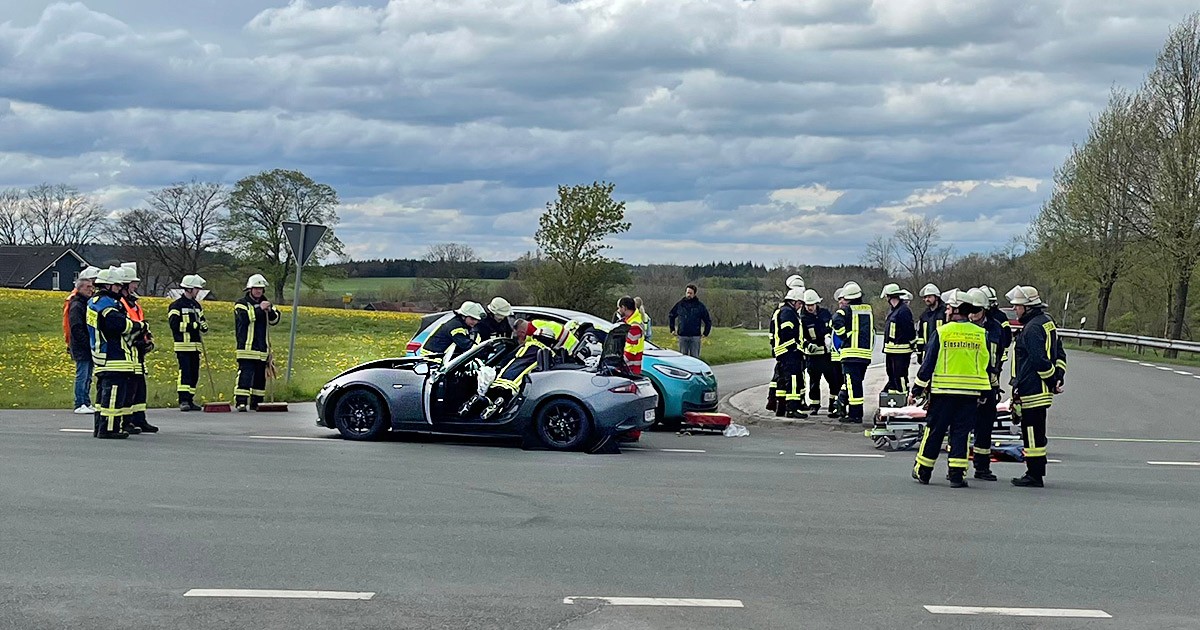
xmin=286 ymin=277 xmax=504 ymax=300
xmin=1 ymin=288 xmax=771 ymax=409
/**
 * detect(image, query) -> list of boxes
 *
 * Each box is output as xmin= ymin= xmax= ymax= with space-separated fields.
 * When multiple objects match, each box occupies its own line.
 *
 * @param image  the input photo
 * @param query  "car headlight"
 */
xmin=652 ymin=364 xmax=693 ymax=380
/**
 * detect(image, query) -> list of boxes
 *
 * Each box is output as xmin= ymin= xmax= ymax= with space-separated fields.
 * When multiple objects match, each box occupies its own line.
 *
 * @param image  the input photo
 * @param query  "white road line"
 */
xmin=563 ymin=597 xmax=743 ymax=608
xmin=925 ymin=605 xmax=1110 ymax=618
xmin=1155 ymin=366 xmax=1174 ymax=371
xmin=247 ymin=436 xmax=335 ymax=442
xmin=1139 ymin=362 xmax=1156 ymax=367
xmin=1047 ymin=459 xmax=1063 ymax=463
xmin=1055 ymin=436 xmax=1200 ymax=444
xmin=661 ymin=448 xmax=706 ymax=453
xmin=1147 ymin=461 xmax=1200 ymax=467
xmin=795 ymin=453 xmax=886 ymax=458
xmin=59 ymin=429 xmax=92 ymax=433
xmin=1174 ymin=370 xmax=1193 ymax=376
xmin=184 ymin=589 xmax=374 ymax=600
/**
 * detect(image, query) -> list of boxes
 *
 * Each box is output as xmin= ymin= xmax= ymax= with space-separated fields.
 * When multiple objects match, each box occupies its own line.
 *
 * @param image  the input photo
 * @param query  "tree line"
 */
xmin=0 ymin=170 xmax=345 ymax=304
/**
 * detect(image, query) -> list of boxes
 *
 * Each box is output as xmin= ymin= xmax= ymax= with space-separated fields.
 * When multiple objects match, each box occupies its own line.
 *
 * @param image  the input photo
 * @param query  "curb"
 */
xmin=723 ymin=363 xmax=892 ymax=433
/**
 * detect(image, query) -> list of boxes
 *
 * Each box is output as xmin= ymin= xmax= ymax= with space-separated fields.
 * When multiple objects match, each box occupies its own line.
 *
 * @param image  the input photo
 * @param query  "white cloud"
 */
xmin=0 ymin=0 xmax=1193 ymax=264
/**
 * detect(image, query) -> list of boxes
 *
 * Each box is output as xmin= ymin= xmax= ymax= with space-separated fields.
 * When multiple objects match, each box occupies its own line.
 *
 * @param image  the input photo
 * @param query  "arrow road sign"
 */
xmin=283 ymin=221 xmax=328 ymax=267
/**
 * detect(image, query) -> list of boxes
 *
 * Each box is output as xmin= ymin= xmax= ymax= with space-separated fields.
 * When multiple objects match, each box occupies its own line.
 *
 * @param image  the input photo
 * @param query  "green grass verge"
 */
xmin=3 ymin=288 xmax=771 ymax=409
xmin=1063 ymin=338 xmax=1200 ymax=368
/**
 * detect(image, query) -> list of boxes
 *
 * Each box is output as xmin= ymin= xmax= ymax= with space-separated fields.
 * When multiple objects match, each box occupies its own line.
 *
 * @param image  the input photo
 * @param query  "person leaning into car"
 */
xmin=423 ymin=301 xmax=484 ymax=359
xmin=475 ymin=297 xmax=514 ymax=342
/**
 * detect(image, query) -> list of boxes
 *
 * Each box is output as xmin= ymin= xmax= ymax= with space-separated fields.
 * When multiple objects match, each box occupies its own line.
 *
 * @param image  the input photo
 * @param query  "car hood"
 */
xmin=645 ymin=348 xmax=711 ymax=373
xmin=334 ymin=356 xmax=428 ymax=379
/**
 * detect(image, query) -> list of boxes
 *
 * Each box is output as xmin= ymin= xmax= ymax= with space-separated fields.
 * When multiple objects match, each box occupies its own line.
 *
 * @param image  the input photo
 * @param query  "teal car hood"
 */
xmin=644 ymin=348 xmax=710 ymax=373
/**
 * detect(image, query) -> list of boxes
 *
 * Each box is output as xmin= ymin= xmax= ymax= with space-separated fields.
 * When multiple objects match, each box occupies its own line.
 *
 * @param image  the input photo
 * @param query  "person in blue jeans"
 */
xmin=66 ymin=273 xmax=97 ymax=414
xmin=669 ymin=284 xmax=712 ymax=358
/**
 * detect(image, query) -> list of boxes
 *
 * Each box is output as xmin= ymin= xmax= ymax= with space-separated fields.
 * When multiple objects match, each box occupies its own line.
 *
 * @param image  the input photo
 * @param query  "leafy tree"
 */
xmin=221 ymin=169 xmax=345 ymax=303
xmin=521 ymin=181 xmax=631 ymax=313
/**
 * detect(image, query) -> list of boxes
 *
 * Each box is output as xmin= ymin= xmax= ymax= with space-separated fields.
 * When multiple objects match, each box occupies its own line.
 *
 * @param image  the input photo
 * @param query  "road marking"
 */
xmin=1147 ymin=461 xmax=1200 ymax=467
xmin=563 ymin=597 xmax=743 ymax=608
xmin=1047 ymin=459 xmax=1063 ymax=463
xmin=184 ymin=589 xmax=374 ymax=600
xmin=661 ymin=448 xmax=706 ymax=453
xmin=1139 ymin=362 xmax=1156 ymax=367
xmin=924 ymin=605 xmax=1110 ymax=618
xmin=795 ymin=453 xmax=885 ymax=458
xmin=59 ymin=429 xmax=92 ymax=433
xmin=1174 ymin=370 xmax=1193 ymax=376
xmin=247 ymin=436 xmax=335 ymax=442
xmin=1155 ymin=366 xmax=1174 ymax=371
xmin=1055 ymin=436 xmax=1200 ymax=444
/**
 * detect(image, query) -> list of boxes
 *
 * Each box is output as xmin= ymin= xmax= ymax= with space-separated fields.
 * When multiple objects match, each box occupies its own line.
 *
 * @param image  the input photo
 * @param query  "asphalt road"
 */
xmin=1 ymin=349 xmax=1198 ymax=629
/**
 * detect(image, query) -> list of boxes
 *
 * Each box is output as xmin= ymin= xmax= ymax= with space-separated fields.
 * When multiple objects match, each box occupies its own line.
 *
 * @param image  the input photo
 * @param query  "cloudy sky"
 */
xmin=0 ymin=1 xmax=1193 ymax=265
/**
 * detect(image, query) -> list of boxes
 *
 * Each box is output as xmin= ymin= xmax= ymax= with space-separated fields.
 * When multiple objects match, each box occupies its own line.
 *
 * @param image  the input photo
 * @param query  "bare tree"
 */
xmin=420 ymin=243 xmax=480 ymax=310
xmin=1139 ymin=12 xmax=1200 ymax=345
xmin=0 ymin=188 xmax=27 ymax=245
xmin=860 ymin=236 xmax=896 ymax=276
xmin=894 ymin=215 xmax=942 ymax=288
xmin=23 ymin=184 xmax=107 ymax=246
xmin=115 ymin=181 xmax=228 ymax=285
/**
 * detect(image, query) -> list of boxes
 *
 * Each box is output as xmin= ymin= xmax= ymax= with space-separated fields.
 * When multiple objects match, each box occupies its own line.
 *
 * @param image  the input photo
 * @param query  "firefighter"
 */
xmin=773 ymin=288 xmax=807 ymax=419
xmin=616 ymin=295 xmax=645 ymax=375
xmin=832 ymin=281 xmax=873 ymax=423
xmin=118 ymin=263 xmax=157 ymax=433
xmin=828 ymin=288 xmax=847 ymax=418
xmin=909 ymin=289 xmax=991 ymax=488
xmin=966 ymin=287 xmax=1004 ymax=481
xmin=169 ymin=274 xmax=208 ymax=412
xmin=766 ymin=275 xmax=805 ymax=412
xmin=979 ymin=285 xmax=1013 ymax=368
xmin=800 ymin=289 xmax=837 ymax=415
xmin=423 ymin=301 xmax=484 ymax=358
xmin=88 ymin=267 xmax=145 ymax=439
xmin=461 ymin=326 xmax=559 ymax=421
xmin=475 ymin=297 xmax=514 ymax=342
xmin=880 ymin=283 xmax=915 ymax=395
xmin=234 ymin=274 xmax=281 ymax=412
xmin=915 ymin=283 xmax=945 ymax=363
xmin=1006 ymin=285 xmax=1067 ymax=488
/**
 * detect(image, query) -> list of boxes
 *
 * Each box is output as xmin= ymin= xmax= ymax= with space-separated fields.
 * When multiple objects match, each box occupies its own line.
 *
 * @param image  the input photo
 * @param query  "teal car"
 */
xmin=407 ymin=306 xmax=719 ymax=427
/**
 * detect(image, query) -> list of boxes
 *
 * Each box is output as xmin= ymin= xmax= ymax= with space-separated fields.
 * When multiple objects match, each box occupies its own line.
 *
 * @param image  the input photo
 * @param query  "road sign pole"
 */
xmin=285 ymin=223 xmax=306 ymax=386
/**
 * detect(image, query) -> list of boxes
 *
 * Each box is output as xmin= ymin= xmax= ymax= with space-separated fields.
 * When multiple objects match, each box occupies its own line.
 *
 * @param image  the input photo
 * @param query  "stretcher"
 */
xmin=677 ymin=411 xmax=733 ymax=435
xmin=864 ymin=398 xmax=1023 ymax=458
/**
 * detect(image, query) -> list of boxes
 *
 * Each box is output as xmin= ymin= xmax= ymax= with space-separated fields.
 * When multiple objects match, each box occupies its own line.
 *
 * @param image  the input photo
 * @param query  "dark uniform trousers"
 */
xmin=776 ymin=355 xmax=805 ymax=414
xmin=766 ymin=363 xmax=782 ymax=411
xmin=841 ymin=359 xmax=868 ymax=421
xmin=177 ymin=352 xmax=201 ymax=404
xmin=1018 ymin=406 xmax=1049 ymax=478
xmin=914 ymin=394 xmax=975 ymax=476
xmin=805 ymin=353 xmax=839 ymax=408
xmin=130 ymin=362 xmax=149 ymax=429
xmin=884 ymin=353 xmax=911 ymax=394
xmin=236 ymin=359 xmax=268 ymax=409
xmin=94 ymin=372 xmax=133 ymax=437
xmin=973 ymin=388 xmax=999 ymax=470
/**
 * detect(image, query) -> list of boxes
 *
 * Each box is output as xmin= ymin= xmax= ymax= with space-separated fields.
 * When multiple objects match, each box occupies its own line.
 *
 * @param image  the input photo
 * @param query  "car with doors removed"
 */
xmin=408 ymin=306 xmax=719 ymax=428
xmin=317 ymin=322 xmax=658 ymax=451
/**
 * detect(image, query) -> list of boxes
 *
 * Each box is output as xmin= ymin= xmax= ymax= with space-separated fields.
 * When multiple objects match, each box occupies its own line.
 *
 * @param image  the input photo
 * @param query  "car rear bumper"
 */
xmin=606 ymin=382 xmax=659 ymax=433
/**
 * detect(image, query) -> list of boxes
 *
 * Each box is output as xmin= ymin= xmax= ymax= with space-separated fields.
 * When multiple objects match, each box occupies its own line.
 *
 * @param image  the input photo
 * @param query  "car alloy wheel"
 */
xmin=536 ymin=399 xmax=592 ymax=451
xmin=333 ymin=389 xmax=388 ymax=441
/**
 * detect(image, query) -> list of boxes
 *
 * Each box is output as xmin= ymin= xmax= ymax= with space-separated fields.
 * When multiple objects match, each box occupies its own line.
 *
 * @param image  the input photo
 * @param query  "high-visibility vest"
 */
xmin=840 ymin=304 xmax=874 ymax=361
xmin=930 ymin=321 xmax=991 ymax=395
xmin=623 ymin=311 xmax=645 ymax=375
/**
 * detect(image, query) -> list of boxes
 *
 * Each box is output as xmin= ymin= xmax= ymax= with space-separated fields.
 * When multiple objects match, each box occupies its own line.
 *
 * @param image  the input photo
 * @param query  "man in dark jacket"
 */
xmin=67 ymin=271 xmax=98 ymax=414
xmin=669 ymin=284 xmax=712 ymax=358
xmin=916 ymin=284 xmax=945 ymax=363
xmin=474 ymin=297 xmax=514 ymax=342
xmin=800 ymin=289 xmax=838 ymax=415
xmin=880 ymin=283 xmax=916 ymax=395
xmin=1006 ymin=285 xmax=1066 ymax=488
xmin=424 ymin=301 xmax=484 ymax=358
xmin=234 ymin=273 xmax=282 ymax=412
xmin=169 ymin=274 xmax=208 ymax=411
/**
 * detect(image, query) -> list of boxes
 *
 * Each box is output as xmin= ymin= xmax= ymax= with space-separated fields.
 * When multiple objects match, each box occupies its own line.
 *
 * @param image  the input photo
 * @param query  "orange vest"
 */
xmin=121 ymin=296 xmax=145 ymax=322
xmin=62 ymin=290 xmax=76 ymax=345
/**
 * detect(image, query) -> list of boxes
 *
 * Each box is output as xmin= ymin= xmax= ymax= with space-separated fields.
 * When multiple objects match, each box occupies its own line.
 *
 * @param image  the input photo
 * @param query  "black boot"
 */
xmin=135 ymin=417 xmax=159 ymax=433
xmin=765 ymin=391 xmax=777 ymax=412
xmin=775 ymin=402 xmax=787 ymax=417
xmin=974 ymin=461 xmax=998 ymax=481
xmin=785 ymin=401 xmax=808 ymax=419
xmin=912 ymin=465 xmax=931 ymax=485
xmin=1011 ymin=475 xmax=1044 ymax=488
xmin=827 ymin=398 xmax=841 ymax=419
xmin=948 ymin=470 xmax=969 ymax=488
xmin=123 ymin=419 xmax=142 ymax=435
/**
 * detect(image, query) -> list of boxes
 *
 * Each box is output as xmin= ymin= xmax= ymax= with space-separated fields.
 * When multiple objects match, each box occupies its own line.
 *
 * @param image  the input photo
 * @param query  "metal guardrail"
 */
xmin=1055 ymin=328 xmax=1200 ymax=355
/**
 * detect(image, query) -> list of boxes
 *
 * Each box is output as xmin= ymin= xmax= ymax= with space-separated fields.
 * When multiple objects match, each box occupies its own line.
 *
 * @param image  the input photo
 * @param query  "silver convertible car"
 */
xmin=315 ymin=325 xmax=658 ymax=452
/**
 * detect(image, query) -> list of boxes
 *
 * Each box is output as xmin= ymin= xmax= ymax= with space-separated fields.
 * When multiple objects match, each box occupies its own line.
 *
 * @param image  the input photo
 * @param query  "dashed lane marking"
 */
xmin=184 ymin=589 xmax=374 ymax=600
xmin=1174 ymin=370 xmax=1193 ymax=376
xmin=59 ymin=429 xmax=92 ymax=433
xmin=661 ymin=448 xmax=707 ymax=453
xmin=796 ymin=453 xmax=885 ymax=458
xmin=564 ymin=597 xmax=744 ymax=608
xmin=924 ymin=605 xmax=1111 ymax=619
xmin=1147 ymin=461 xmax=1200 ymax=467
xmin=247 ymin=436 xmax=336 ymax=442
xmin=1055 ymin=436 xmax=1200 ymax=444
